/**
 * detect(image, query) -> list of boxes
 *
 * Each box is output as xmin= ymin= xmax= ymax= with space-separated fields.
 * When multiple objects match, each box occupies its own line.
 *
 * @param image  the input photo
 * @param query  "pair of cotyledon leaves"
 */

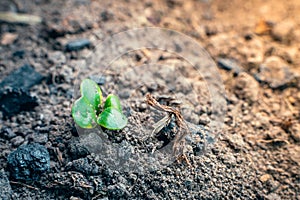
xmin=71 ymin=79 xmax=127 ymax=130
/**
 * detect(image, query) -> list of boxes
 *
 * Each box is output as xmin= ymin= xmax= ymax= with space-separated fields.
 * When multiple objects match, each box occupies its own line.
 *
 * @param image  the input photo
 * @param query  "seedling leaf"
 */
xmin=97 ymin=107 xmax=127 ymax=130
xmin=72 ymin=97 xmax=97 ymax=128
xmin=72 ymin=78 xmax=127 ymax=131
xmin=80 ymin=79 xmax=102 ymax=110
xmin=104 ymin=94 xmax=122 ymax=111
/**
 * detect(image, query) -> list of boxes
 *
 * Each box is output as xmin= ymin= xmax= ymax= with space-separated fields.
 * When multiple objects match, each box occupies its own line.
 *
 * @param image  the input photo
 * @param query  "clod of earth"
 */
xmin=0 ymin=88 xmax=38 ymax=118
xmin=65 ymin=157 xmax=100 ymax=175
xmin=7 ymin=143 xmax=50 ymax=181
xmin=0 ymin=64 xmax=43 ymax=92
xmin=0 ymin=64 xmax=43 ymax=117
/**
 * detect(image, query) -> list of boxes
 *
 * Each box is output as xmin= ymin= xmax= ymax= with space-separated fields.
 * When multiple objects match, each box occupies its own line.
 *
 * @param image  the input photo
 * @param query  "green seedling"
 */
xmin=104 ymin=94 xmax=123 ymax=111
xmin=72 ymin=79 xmax=127 ymax=130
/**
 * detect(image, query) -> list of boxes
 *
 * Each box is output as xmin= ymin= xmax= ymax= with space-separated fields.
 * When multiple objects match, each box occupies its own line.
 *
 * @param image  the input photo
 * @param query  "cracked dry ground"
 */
xmin=0 ymin=0 xmax=299 ymax=199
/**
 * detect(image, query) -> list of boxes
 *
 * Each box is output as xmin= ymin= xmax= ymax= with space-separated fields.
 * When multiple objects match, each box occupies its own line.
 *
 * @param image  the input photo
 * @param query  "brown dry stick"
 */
xmin=146 ymin=93 xmax=191 ymax=156
xmin=0 ymin=12 xmax=42 ymax=25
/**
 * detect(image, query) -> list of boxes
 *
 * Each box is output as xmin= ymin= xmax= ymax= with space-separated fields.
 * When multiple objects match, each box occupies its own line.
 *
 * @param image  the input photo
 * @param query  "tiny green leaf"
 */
xmin=80 ymin=79 xmax=102 ymax=110
xmin=104 ymin=94 xmax=122 ymax=111
xmin=97 ymin=107 xmax=127 ymax=130
xmin=72 ymin=97 xmax=97 ymax=128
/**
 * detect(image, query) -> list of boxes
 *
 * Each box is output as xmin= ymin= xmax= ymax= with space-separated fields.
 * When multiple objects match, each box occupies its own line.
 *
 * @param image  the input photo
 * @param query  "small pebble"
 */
xmin=259 ymin=174 xmax=271 ymax=182
xmin=65 ymin=39 xmax=91 ymax=52
xmin=1 ymin=32 xmax=18 ymax=45
xmin=217 ymin=58 xmax=242 ymax=75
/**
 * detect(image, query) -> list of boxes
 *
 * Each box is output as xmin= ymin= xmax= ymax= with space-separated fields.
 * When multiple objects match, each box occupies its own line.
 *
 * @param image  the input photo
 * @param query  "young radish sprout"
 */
xmin=72 ymin=78 xmax=127 ymax=130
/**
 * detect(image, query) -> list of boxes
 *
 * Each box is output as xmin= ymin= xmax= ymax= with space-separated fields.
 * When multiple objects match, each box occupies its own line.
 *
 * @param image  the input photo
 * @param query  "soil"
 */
xmin=0 ymin=0 xmax=300 ymax=199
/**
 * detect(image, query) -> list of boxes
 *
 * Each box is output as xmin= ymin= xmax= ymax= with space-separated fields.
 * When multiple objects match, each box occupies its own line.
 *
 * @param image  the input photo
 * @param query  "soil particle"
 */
xmin=254 ymin=20 xmax=273 ymax=35
xmin=271 ymin=20 xmax=295 ymax=44
xmin=43 ymin=2 xmax=96 ymax=38
xmin=0 ymin=169 xmax=12 ymax=200
xmin=10 ymin=136 xmax=25 ymax=146
xmin=90 ymin=175 xmax=104 ymax=192
xmin=260 ymin=174 xmax=272 ymax=182
xmin=287 ymin=146 xmax=300 ymax=166
xmin=265 ymin=193 xmax=282 ymax=200
xmin=266 ymin=46 xmax=299 ymax=64
xmin=0 ymin=126 xmax=17 ymax=139
xmin=101 ymin=10 xmax=114 ymax=22
xmin=70 ymin=196 xmax=84 ymax=200
xmin=1 ymin=32 xmax=18 ymax=45
xmin=65 ymin=157 xmax=100 ymax=175
xmin=217 ymin=58 xmax=242 ymax=75
xmin=47 ymin=51 xmax=67 ymax=65
xmin=41 ymin=171 xmax=93 ymax=199
xmin=233 ymin=72 xmax=259 ymax=104
xmin=12 ymin=49 xmax=25 ymax=58
xmin=255 ymin=56 xmax=296 ymax=89
xmin=223 ymin=133 xmax=246 ymax=152
xmin=7 ymin=143 xmax=50 ymax=181
xmin=107 ymin=183 xmax=130 ymax=199
xmin=69 ymin=59 xmax=87 ymax=70
xmin=28 ymin=132 xmax=48 ymax=144
xmin=65 ymin=38 xmax=91 ymax=52
xmin=68 ymin=138 xmax=90 ymax=160
xmin=290 ymin=123 xmax=300 ymax=142
xmin=244 ymin=37 xmax=265 ymax=66
xmin=198 ymin=113 xmax=210 ymax=125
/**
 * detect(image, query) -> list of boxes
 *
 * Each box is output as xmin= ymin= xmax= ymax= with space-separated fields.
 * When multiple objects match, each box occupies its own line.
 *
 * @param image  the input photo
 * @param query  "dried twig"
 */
xmin=0 ymin=12 xmax=42 ymax=25
xmin=146 ymin=93 xmax=184 ymax=126
xmin=146 ymin=93 xmax=191 ymax=156
xmin=10 ymin=181 xmax=39 ymax=190
xmin=151 ymin=114 xmax=172 ymax=136
xmin=54 ymin=147 xmax=64 ymax=165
